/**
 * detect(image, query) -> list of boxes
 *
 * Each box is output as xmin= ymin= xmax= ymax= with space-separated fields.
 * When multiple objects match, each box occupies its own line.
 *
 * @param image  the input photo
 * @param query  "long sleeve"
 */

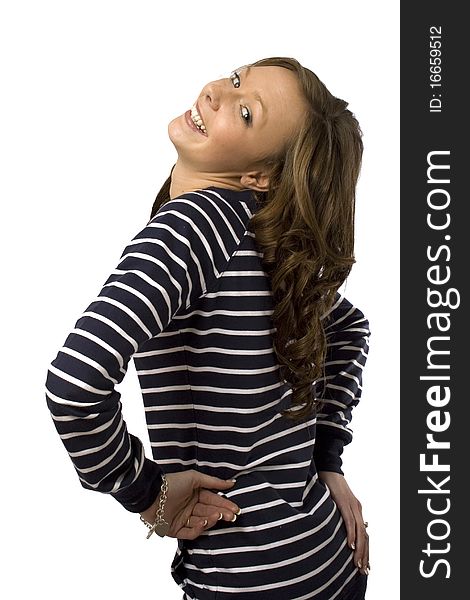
xmin=312 ymin=292 xmax=371 ymax=475
xmin=45 ymin=190 xmax=250 ymax=512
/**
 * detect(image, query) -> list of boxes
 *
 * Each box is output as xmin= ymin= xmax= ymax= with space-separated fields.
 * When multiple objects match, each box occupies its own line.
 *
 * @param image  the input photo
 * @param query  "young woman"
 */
xmin=45 ymin=56 xmax=371 ymax=600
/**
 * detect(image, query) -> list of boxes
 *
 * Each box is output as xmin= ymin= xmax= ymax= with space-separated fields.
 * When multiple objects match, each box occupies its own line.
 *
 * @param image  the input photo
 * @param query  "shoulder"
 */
xmin=143 ymin=187 xmax=255 ymax=247
xmin=123 ymin=187 xmax=255 ymax=266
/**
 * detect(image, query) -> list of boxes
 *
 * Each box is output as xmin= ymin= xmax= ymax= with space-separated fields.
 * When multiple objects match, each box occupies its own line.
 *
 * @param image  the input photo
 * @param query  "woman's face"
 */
xmin=168 ymin=65 xmax=309 ymax=187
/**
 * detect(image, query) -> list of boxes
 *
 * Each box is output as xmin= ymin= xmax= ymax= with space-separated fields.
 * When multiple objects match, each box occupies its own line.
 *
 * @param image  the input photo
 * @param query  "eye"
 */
xmin=230 ymin=70 xmax=240 ymax=88
xmin=229 ymin=70 xmax=252 ymax=126
xmin=241 ymin=106 xmax=252 ymax=125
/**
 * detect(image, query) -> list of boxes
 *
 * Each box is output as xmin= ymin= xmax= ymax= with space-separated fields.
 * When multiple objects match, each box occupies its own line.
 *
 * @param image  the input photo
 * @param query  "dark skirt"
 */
xmin=182 ymin=572 xmax=368 ymax=600
xmin=337 ymin=571 xmax=368 ymax=599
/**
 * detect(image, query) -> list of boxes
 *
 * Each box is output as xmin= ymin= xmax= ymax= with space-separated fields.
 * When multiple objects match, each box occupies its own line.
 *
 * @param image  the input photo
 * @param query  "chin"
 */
xmin=167 ymin=115 xmax=185 ymax=147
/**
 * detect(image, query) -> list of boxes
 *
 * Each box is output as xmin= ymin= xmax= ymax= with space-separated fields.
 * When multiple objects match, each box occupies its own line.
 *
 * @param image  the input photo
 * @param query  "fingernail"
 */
xmin=364 ymin=567 xmax=369 ymax=575
xmin=350 ymin=542 xmax=355 ymax=549
xmin=236 ymin=507 xmax=242 ymax=515
xmin=231 ymin=514 xmax=237 ymax=522
xmin=227 ymin=479 xmax=237 ymax=483
xmin=202 ymin=519 xmax=208 ymax=527
xmin=218 ymin=512 xmax=223 ymax=520
xmin=358 ymin=560 xmax=362 ymax=568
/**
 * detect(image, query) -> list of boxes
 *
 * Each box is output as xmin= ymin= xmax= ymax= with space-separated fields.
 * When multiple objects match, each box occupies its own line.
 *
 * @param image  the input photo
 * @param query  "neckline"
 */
xmin=204 ymin=185 xmax=258 ymax=211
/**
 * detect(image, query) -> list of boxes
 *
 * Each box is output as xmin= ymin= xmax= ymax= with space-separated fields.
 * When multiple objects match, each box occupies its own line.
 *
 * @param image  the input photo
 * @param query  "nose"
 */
xmin=203 ymin=85 xmax=219 ymax=112
xmin=202 ymin=79 xmax=230 ymax=112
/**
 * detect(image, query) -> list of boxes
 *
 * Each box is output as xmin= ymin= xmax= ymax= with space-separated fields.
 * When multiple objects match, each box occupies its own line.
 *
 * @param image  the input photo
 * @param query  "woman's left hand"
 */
xmin=318 ymin=471 xmax=369 ymax=575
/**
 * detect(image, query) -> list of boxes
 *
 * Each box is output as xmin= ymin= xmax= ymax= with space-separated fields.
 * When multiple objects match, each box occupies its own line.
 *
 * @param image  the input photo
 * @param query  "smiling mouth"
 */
xmin=190 ymin=103 xmax=207 ymax=133
xmin=185 ymin=109 xmax=208 ymax=136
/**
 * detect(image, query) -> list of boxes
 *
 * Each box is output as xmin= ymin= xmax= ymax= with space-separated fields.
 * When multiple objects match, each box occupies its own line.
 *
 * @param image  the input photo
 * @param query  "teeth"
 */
xmin=190 ymin=104 xmax=206 ymax=132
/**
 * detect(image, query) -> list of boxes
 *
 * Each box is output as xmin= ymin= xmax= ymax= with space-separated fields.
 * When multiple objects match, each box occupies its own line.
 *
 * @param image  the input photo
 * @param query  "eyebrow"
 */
xmin=243 ymin=66 xmax=267 ymax=118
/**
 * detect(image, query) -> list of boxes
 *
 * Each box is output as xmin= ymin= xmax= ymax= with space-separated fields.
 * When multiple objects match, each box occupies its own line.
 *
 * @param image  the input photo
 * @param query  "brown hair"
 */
xmin=149 ymin=56 xmax=364 ymax=423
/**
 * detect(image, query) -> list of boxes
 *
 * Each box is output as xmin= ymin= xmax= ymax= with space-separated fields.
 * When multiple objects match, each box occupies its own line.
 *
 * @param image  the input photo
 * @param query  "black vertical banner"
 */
xmin=401 ymin=2 xmax=467 ymax=597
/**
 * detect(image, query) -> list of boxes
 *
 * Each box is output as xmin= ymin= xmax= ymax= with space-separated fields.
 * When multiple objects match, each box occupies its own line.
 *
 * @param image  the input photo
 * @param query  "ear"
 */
xmin=239 ymin=170 xmax=271 ymax=193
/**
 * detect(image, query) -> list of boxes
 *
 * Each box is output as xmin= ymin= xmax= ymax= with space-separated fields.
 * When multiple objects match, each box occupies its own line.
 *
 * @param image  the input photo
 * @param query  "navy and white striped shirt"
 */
xmin=45 ymin=186 xmax=371 ymax=600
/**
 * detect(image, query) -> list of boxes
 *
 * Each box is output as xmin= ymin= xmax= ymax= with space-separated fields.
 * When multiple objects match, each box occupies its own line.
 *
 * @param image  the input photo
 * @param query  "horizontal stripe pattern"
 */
xmin=45 ymin=186 xmax=371 ymax=599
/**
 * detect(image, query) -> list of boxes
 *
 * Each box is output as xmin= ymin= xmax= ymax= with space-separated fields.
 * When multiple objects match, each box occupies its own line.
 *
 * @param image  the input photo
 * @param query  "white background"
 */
xmin=0 ymin=1 xmax=399 ymax=598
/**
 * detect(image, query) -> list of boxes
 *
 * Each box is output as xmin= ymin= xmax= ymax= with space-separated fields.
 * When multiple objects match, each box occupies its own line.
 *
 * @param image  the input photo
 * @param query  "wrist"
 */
xmin=139 ymin=473 xmax=170 ymax=539
xmin=318 ymin=470 xmax=344 ymax=482
xmin=140 ymin=491 xmax=160 ymax=523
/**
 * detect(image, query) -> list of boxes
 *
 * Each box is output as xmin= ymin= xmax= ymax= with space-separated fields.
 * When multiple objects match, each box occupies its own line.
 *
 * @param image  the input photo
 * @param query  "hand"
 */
xmin=318 ymin=471 xmax=369 ymax=575
xmin=140 ymin=469 xmax=241 ymax=540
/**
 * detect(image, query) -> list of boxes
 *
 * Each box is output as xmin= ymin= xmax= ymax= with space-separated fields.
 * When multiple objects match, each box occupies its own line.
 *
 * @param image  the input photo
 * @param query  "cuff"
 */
xmin=313 ymin=436 xmax=346 ymax=475
xmin=110 ymin=456 xmax=163 ymax=513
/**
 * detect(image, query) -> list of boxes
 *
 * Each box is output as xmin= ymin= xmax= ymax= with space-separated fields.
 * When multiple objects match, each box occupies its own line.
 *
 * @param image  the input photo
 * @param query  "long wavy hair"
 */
xmin=149 ymin=57 xmax=364 ymax=423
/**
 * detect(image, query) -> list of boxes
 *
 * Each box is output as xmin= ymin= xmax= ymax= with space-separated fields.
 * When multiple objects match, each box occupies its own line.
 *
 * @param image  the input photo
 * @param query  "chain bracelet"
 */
xmin=139 ymin=473 xmax=170 ymax=539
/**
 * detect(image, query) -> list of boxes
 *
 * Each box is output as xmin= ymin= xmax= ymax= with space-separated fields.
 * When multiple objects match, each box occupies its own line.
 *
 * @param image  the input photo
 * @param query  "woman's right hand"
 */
xmin=140 ymin=469 xmax=241 ymax=540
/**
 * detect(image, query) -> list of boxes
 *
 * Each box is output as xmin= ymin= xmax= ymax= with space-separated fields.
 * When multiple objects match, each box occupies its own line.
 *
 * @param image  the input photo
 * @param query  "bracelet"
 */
xmin=139 ymin=473 xmax=170 ymax=539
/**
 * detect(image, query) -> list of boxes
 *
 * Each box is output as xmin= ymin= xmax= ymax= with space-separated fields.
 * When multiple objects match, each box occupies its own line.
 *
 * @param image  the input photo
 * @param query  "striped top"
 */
xmin=45 ymin=186 xmax=371 ymax=600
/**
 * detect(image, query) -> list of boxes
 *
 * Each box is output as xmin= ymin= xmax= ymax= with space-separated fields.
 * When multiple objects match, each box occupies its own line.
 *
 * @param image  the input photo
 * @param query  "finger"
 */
xmin=341 ymin=506 xmax=357 ymax=551
xmin=176 ymin=517 xmax=209 ymax=541
xmin=353 ymin=514 xmax=368 ymax=572
xmin=177 ymin=509 xmax=229 ymax=540
xmin=194 ymin=471 xmax=237 ymax=491
xmin=191 ymin=503 xmax=238 ymax=522
xmin=361 ymin=526 xmax=370 ymax=574
xmin=185 ymin=515 xmax=212 ymax=530
xmin=198 ymin=488 xmax=241 ymax=514
xmin=203 ymin=509 xmax=235 ymax=530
